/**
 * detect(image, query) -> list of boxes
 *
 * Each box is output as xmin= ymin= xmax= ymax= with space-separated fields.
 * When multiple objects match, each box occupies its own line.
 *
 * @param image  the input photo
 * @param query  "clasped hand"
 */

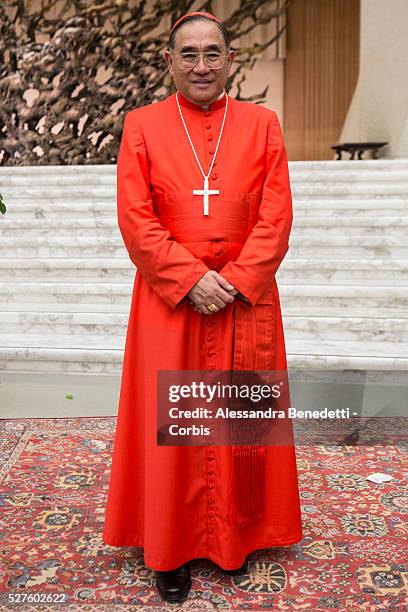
xmin=187 ymin=270 xmax=237 ymax=315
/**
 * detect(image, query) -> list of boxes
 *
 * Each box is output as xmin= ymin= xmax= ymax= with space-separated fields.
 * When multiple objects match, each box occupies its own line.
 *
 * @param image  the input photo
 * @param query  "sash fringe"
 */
xmin=226 ymin=445 xmax=266 ymax=527
xmin=226 ymin=298 xmax=275 ymax=528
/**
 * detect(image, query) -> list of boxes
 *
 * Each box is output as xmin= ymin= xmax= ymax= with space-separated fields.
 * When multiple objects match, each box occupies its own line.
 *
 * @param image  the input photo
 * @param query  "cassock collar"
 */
xmin=176 ymin=89 xmax=228 ymax=112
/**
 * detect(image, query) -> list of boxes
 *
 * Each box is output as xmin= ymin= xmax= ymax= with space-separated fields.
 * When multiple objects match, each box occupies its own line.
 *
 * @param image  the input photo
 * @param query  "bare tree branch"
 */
xmin=0 ymin=0 xmax=292 ymax=165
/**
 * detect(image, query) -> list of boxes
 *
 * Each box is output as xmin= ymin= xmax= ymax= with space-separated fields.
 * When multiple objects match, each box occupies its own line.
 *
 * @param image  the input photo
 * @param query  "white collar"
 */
xmin=200 ymin=90 xmax=225 ymax=110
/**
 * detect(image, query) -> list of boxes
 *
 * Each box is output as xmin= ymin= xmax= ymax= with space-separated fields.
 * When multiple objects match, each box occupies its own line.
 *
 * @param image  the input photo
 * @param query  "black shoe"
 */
xmin=155 ymin=562 xmax=191 ymax=604
xmin=223 ymin=558 xmax=249 ymax=576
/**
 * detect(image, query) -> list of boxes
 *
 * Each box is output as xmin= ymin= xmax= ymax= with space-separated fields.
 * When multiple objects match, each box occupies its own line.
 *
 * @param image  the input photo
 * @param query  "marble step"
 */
xmin=2 ymin=170 xmax=408 ymax=187
xmin=0 ymin=159 xmax=406 ymax=374
xmin=289 ymin=160 xmax=408 ymax=170
xmin=0 ymin=332 xmax=125 ymax=350
xmin=277 ymin=258 xmax=408 ymax=284
xmin=287 ymin=343 xmax=408 ymax=369
xmin=1 ymin=226 xmax=407 ymax=242
xmin=0 ymin=235 xmax=127 ymax=258
xmin=1 ymin=218 xmax=121 ymax=229
xmin=1 ymin=185 xmax=117 ymax=199
xmin=0 ymin=165 xmax=114 ymax=176
xmin=3 ymin=184 xmax=408 ymax=201
xmin=291 ymin=217 xmax=408 ymax=238
xmin=287 ymin=236 xmax=408 ymax=258
xmin=1 ymin=283 xmax=406 ymax=315
xmin=0 ymin=174 xmax=115 ymax=187
xmin=0 ymin=311 xmax=128 ymax=335
xmin=0 ymin=203 xmax=116 ymax=219
xmin=1 ymin=311 xmax=406 ymax=344
xmin=285 ymin=338 xmax=407 ymax=360
xmin=0 ymin=243 xmax=407 ymax=259
xmin=0 ymin=331 xmax=403 ymax=356
xmin=290 ymin=170 xmax=408 ymax=183
xmin=291 ymin=183 xmax=408 ymax=197
xmin=293 ymin=202 xmax=408 ymax=217
xmin=2 ymin=233 xmax=407 ymax=251
xmin=0 ymin=344 xmax=406 ymax=374
xmin=0 ymin=301 xmax=130 ymax=313
xmin=0 ymin=346 xmax=123 ymax=373
xmin=3 ymin=175 xmax=408 ymax=197
xmin=0 ymin=283 xmax=133 ymax=307
xmin=0 ymin=258 xmax=135 ymax=281
xmin=1 ymin=159 xmax=408 ymax=174
xmin=0 ymin=259 xmax=406 ymax=286
xmin=283 ymin=316 xmax=408 ymax=342
xmin=279 ymin=285 xmax=408 ymax=317
xmin=2 ymin=227 xmax=407 ymax=245
xmin=0 ymin=244 xmax=127 ymax=258
xmin=287 ymin=353 xmax=408 ymax=370
xmin=1 ymin=257 xmax=406 ymax=283
xmin=0 ymin=225 xmax=126 ymax=239
xmin=2 ymin=200 xmax=408 ymax=222
xmin=1 ymin=159 xmax=408 ymax=176
xmin=2 ymin=215 xmax=408 ymax=235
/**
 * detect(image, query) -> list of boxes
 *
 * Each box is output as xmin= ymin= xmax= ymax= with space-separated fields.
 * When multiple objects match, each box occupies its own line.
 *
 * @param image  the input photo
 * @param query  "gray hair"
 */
xmin=168 ymin=15 xmax=231 ymax=51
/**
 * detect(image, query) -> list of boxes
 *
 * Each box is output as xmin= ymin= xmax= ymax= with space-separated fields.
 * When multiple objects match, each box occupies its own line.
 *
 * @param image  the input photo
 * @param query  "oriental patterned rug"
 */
xmin=0 ymin=417 xmax=407 ymax=611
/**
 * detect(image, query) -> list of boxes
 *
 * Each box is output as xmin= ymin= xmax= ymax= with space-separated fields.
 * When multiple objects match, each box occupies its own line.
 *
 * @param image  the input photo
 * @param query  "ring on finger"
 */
xmin=206 ymin=303 xmax=218 ymax=312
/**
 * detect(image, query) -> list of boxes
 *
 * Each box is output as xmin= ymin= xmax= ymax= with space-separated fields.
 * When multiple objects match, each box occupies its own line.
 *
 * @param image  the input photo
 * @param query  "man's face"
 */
xmin=164 ymin=20 xmax=235 ymax=106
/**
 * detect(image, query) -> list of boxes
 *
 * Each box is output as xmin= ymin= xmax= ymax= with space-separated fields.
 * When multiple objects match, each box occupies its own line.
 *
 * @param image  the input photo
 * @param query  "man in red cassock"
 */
xmin=103 ymin=11 xmax=303 ymax=604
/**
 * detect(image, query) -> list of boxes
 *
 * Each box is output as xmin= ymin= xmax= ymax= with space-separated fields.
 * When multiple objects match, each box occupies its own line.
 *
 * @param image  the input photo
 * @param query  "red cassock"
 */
xmin=102 ymin=90 xmax=303 ymax=570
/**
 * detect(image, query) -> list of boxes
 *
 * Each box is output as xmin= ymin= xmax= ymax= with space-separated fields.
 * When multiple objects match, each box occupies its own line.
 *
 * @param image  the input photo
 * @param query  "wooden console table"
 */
xmin=331 ymin=142 xmax=388 ymax=160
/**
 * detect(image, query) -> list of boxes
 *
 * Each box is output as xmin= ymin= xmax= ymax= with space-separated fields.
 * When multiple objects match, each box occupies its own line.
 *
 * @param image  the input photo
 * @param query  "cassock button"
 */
xmin=208 ymin=498 xmax=215 ymax=504
xmin=215 ymin=248 xmax=222 ymax=256
xmin=205 ymin=124 xmax=211 ymax=129
xmin=204 ymin=111 xmax=212 ymax=117
xmin=208 ymin=527 xmax=214 ymax=533
xmin=207 ymin=135 xmax=213 ymax=141
xmin=209 ymin=148 xmax=215 ymax=154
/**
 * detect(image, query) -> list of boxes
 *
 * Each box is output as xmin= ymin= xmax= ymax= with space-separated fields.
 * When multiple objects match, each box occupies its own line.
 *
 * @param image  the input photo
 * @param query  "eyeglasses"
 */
xmin=172 ymin=51 xmax=228 ymax=70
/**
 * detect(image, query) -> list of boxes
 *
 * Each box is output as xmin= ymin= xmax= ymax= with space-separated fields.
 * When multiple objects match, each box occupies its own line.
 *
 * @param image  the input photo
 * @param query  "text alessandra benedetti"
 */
xmin=168 ymin=407 xmax=352 ymax=419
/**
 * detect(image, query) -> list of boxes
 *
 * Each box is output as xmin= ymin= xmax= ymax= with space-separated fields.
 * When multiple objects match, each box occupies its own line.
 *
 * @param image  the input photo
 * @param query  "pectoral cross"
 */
xmin=193 ymin=177 xmax=219 ymax=216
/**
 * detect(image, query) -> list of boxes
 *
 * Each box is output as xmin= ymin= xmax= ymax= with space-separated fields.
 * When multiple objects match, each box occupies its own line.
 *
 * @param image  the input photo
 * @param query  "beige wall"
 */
xmin=340 ymin=0 xmax=408 ymax=158
xmin=229 ymin=60 xmax=284 ymax=122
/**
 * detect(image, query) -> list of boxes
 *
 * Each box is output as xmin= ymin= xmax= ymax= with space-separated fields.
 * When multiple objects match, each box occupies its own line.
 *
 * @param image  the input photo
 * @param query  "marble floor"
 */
xmin=0 ymin=371 xmax=120 ymax=419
